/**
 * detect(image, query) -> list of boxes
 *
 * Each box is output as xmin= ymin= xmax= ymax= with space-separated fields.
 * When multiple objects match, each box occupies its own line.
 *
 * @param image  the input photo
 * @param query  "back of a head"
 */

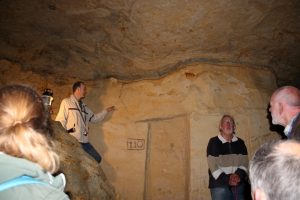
xmin=0 ymin=84 xmax=59 ymax=173
xmin=250 ymin=140 xmax=300 ymax=200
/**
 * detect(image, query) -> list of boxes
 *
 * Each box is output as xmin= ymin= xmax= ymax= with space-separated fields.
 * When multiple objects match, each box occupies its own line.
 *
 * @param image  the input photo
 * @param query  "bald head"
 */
xmin=271 ymin=86 xmax=300 ymax=107
xmin=269 ymin=86 xmax=300 ymax=126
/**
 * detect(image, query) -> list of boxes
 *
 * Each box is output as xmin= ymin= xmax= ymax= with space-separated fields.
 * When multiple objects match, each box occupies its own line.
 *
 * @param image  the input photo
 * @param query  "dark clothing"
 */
xmin=207 ymin=134 xmax=248 ymax=189
xmin=288 ymin=113 xmax=300 ymax=140
xmin=81 ymin=143 xmax=102 ymax=163
xmin=210 ymin=183 xmax=245 ymax=200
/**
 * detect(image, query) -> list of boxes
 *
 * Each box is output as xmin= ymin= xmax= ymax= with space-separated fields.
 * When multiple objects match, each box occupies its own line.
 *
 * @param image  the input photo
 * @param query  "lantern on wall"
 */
xmin=41 ymin=88 xmax=53 ymax=113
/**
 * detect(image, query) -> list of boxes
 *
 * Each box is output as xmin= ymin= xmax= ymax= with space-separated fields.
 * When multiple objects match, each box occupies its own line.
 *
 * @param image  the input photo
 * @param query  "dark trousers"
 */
xmin=210 ymin=183 xmax=245 ymax=200
xmin=80 ymin=142 xmax=102 ymax=163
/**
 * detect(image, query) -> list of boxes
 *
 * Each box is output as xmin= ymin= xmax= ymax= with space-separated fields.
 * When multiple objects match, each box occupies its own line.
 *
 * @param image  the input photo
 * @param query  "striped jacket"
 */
xmin=207 ymin=134 xmax=248 ymax=188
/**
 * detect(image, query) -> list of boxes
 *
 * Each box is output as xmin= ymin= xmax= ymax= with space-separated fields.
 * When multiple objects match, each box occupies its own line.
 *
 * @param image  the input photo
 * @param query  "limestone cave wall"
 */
xmin=0 ymin=60 xmax=280 ymax=200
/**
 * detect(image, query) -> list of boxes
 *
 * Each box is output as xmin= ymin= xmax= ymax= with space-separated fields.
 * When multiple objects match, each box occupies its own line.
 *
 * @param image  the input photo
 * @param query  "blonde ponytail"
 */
xmin=0 ymin=85 xmax=59 ymax=173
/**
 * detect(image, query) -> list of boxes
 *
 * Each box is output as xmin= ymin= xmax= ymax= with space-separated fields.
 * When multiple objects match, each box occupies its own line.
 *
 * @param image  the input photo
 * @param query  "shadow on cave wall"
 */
xmin=266 ymin=104 xmax=286 ymax=139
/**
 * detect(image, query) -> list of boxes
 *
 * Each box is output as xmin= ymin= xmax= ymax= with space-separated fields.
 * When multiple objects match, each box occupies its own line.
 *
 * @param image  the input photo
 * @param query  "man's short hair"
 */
xmin=249 ymin=140 xmax=300 ymax=200
xmin=73 ymin=81 xmax=84 ymax=92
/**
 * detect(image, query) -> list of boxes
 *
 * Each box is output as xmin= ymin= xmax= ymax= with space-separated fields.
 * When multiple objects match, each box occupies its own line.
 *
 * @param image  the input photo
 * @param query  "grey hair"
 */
xmin=249 ymin=140 xmax=300 ymax=200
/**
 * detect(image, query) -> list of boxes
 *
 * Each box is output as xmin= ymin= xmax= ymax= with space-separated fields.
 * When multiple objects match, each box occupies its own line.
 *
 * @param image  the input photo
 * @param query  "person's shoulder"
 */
xmin=234 ymin=136 xmax=247 ymax=149
xmin=0 ymin=184 xmax=69 ymax=200
xmin=232 ymin=135 xmax=245 ymax=145
xmin=208 ymin=135 xmax=220 ymax=143
xmin=236 ymin=136 xmax=245 ymax=142
xmin=295 ymin=113 xmax=300 ymax=125
xmin=61 ymin=96 xmax=75 ymax=104
xmin=42 ymin=186 xmax=70 ymax=200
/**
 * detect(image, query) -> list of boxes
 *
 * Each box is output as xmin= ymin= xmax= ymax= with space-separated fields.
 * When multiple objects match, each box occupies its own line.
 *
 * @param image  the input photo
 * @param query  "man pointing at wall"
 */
xmin=55 ymin=81 xmax=115 ymax=163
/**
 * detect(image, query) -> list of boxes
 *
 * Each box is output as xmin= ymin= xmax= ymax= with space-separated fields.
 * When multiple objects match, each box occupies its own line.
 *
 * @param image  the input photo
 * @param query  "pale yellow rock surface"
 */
xmin=0 ymin=61 xmax=280 ymax=199
xmin=0 ymin=1 xmax=299 ymax=86
xmin=52 ymin=122 xmax=116 ymax=200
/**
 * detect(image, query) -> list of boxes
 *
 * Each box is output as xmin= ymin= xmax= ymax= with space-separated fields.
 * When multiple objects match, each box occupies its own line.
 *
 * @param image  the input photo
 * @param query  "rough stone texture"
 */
xmin=91 ymin=63 xmax=280 ymax=200
xmin=0 ymin=61 xmax=281 ymax=199
xmin=0 ymin=1 xmax=296 ymax=198
xmin=0 ymin=0 xmax=299 ymax=86
xmin=52 ymin=122 xmax=116 ymax=200
xmin=0 ymin=62 xmax=117 ymax=199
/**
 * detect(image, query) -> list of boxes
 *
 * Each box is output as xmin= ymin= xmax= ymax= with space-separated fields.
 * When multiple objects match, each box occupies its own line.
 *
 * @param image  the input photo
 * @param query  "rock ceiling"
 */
xmin=0 ymin=0 xmax=299 ymax=86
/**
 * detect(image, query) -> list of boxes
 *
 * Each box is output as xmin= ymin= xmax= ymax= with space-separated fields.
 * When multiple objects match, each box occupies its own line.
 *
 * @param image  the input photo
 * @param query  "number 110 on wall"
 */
xmin=127 ymin=138 xmax=145 ymax=150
